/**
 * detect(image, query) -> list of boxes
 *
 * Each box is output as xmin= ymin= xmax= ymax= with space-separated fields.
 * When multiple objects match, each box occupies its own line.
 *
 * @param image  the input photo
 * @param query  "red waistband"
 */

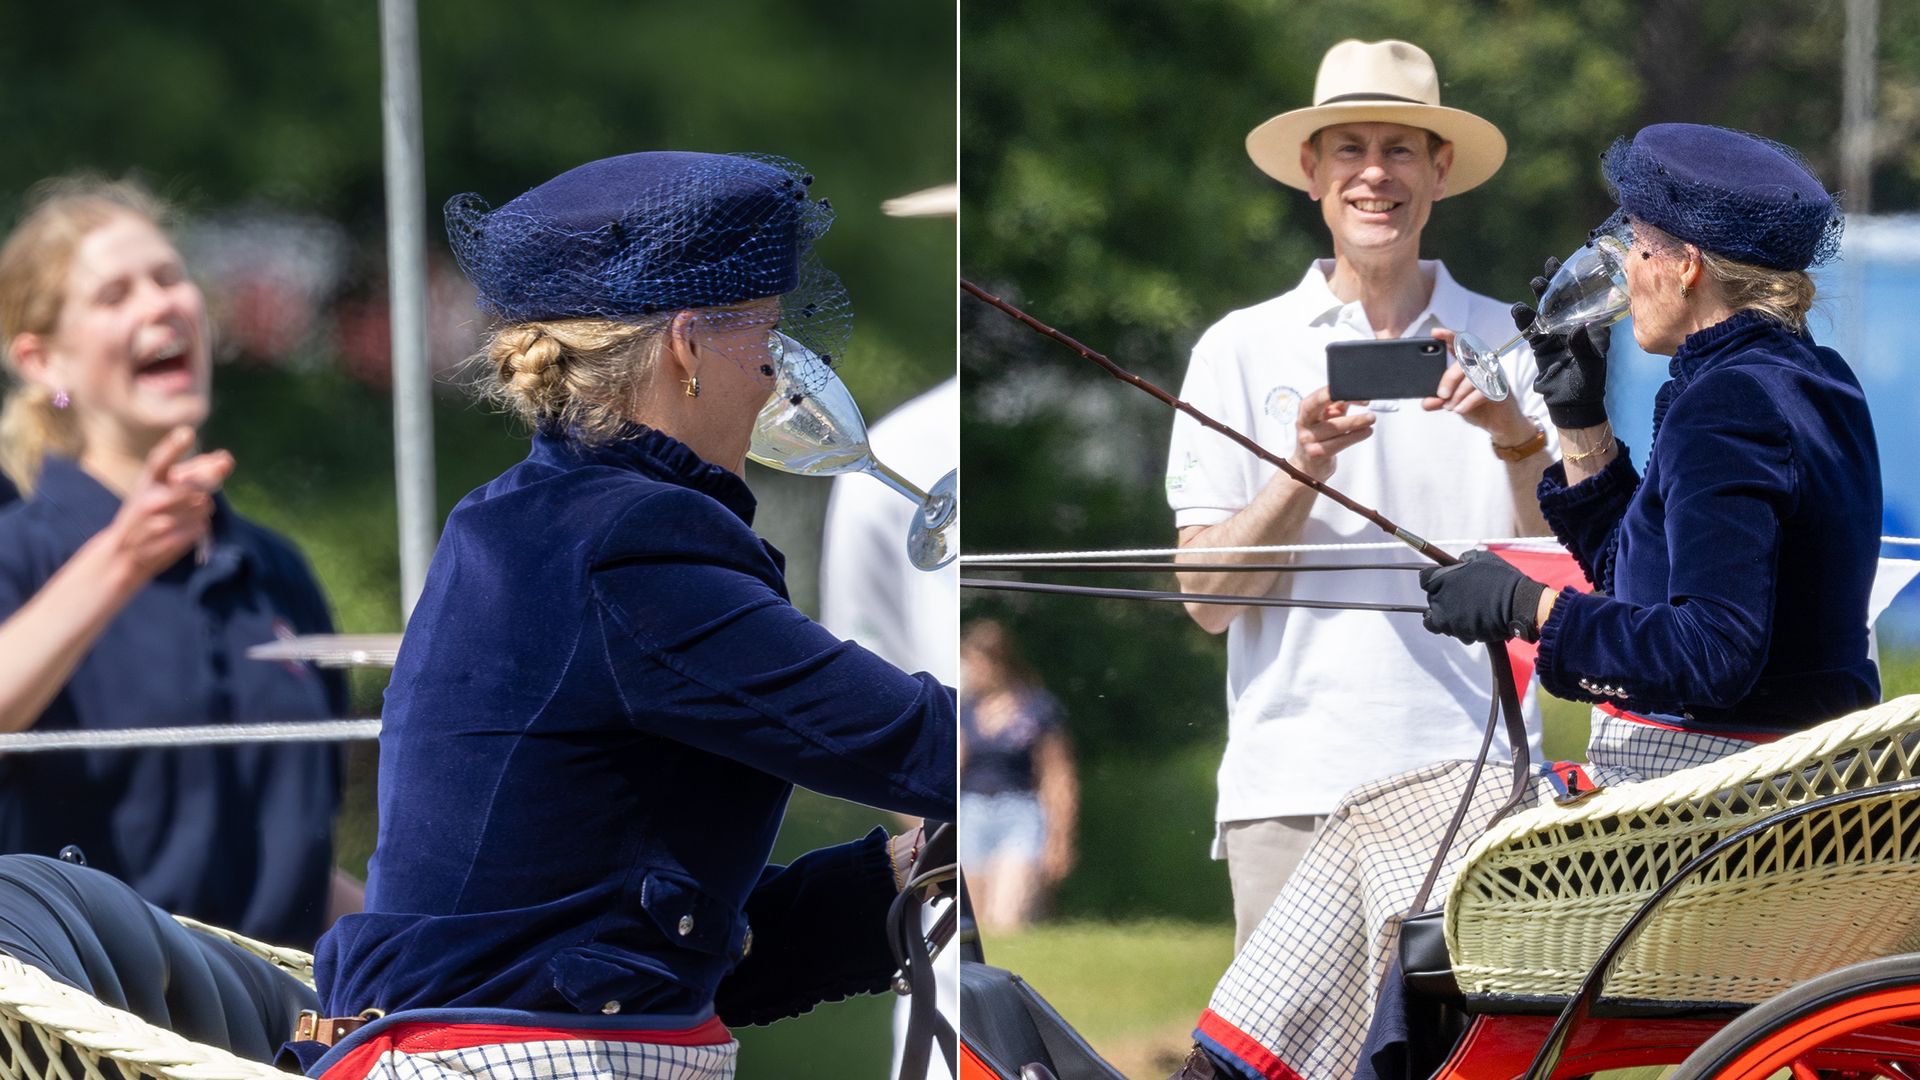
xmin=319 ymin=1016 xmax=731 ymax=1080
xmin=1596 ymin=701 xmax=1782 ymax=743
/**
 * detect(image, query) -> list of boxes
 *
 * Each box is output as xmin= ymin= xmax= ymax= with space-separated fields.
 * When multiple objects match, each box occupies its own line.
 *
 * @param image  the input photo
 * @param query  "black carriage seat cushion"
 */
xmin=0 ymin=854 xmax=318 ymax=1064
xmin=960 ymin=961 xmax=1127 ymax=1080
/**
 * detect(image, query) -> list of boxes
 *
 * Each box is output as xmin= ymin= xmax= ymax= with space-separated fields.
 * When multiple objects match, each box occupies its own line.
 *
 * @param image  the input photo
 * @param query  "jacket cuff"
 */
xmin=1534 ymin=589 xmax=1600 ymax=703
xmin=712 ymin=827 xmax=898 ymax=1027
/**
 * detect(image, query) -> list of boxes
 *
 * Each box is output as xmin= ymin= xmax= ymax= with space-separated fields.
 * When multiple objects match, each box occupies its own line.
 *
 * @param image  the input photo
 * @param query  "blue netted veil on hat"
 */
xmin=1599 ymin=124 xmax=1843 ymax=272
xmin=445 ymin=151 xmax=852 ymax=387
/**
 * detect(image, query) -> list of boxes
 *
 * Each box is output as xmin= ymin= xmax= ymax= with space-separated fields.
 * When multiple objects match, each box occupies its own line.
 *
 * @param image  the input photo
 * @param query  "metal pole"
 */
xmin=1842 ymin=0 xmax=1878 ymax=213
xmin=379 ymin=0 xmax=437 ymax=622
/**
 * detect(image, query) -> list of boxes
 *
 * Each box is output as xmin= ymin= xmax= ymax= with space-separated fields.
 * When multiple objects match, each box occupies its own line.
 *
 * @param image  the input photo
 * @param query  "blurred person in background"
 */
xmin=960 ymin=619 xmax=1077 ymax=931
xmin=0 ymin=177 xmax=351 ymax=949
xmin=1167 ymin=39 xmax=1554 ymax=949
xmin=301 ymin=152 xmax=956 ymax=1080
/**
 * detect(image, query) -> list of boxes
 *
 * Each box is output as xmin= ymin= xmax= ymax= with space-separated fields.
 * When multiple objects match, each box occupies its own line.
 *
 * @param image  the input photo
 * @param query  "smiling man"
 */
xmin=1166 ymin=39 xmax=1557 ymax=953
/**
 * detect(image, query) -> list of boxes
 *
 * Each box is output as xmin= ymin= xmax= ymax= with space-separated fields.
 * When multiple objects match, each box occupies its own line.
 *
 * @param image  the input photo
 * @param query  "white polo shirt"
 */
xmin=1166 ymin=259 xmax=1552 ymax=836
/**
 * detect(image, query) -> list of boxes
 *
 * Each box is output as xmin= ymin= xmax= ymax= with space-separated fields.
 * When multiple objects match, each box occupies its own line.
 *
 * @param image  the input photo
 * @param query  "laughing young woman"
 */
xmin=0 ymin=178 xmax=349 ymax=948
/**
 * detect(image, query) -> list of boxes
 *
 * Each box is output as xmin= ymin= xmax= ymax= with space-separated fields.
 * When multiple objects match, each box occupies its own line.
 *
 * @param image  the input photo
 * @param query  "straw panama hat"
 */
xmin=1246 ymin=39 xmax=1508 ymax=197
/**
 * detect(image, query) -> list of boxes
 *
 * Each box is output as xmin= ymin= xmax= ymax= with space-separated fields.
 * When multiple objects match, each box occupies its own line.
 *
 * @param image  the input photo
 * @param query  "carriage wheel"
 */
xmin=1667 ymin=953 xmax=1920 ymax=1079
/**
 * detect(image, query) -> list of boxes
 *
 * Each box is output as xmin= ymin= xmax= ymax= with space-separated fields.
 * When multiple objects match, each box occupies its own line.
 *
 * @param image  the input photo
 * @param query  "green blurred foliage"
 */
xmin=0 ymin=0 xmax=956 ymax=418
xmin=963 ymin=0 xmax=1920 ymax=919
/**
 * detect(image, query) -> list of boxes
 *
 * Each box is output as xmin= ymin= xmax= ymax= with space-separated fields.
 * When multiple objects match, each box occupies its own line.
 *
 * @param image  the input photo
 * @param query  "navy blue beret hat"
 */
xmin=1601 ymin=124 xmax=1843 ymax=271
xmin=445 ymin=151 xmax=837 ymax=323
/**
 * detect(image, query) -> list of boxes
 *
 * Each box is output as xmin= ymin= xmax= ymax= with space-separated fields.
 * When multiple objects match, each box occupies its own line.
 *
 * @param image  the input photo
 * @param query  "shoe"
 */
xmin=1167 ymin=1044 xmax=1217 ymax=1079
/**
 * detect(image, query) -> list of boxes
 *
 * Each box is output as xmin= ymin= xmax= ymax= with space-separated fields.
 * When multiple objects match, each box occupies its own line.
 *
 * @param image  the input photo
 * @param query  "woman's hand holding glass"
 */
xmin=1515 ymin=258 xmax=1613 ymax=432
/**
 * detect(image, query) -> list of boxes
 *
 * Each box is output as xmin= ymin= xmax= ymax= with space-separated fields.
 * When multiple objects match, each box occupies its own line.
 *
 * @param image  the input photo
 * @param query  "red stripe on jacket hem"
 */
xmin=1196 ymin=1009 xmax=1306 ymax=1080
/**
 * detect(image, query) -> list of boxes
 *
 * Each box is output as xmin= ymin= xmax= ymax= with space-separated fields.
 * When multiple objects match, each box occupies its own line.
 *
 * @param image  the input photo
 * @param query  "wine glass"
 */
xmin=1447 ymin=223 xmax=1636 ymax=402
xmin=748 ymin=333 xmax=958 ymax=571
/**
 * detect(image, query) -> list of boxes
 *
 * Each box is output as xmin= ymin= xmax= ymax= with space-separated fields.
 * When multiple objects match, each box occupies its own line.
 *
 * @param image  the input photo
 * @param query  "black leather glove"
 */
xmin=1418 ymin=550 xmax=1548 ymax=645
xmin=1515 ymin=257 xmax=1611 ymax=430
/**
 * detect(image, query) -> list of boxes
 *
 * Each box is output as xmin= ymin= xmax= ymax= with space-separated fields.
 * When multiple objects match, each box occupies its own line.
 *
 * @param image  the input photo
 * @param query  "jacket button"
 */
xmin=602 ymin=1001 xmax=621 ymax=1015
xmin=678 ymin=914 xmax=695 ymax=936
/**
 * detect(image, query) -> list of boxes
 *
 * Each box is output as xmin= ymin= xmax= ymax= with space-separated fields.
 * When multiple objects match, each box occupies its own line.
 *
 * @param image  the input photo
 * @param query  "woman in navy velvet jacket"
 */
xmin=1176 ymin=126 xmax=1883 ymax=1080
xmin=301 ymin=153 xmax=956 ymax=1080
xmin=1421 ymin=123 xmax=1880 ymax=730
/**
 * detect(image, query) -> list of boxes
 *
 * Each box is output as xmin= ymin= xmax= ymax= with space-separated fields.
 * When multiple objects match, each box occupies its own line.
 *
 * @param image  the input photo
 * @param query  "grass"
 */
xmin=983 ymin=920 xmax=1235 ymax=1078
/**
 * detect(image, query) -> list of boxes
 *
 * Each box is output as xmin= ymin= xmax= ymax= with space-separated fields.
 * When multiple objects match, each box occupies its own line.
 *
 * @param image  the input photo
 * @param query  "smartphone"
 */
xmin=1326 ymin=338 xmax=1448 ymax=402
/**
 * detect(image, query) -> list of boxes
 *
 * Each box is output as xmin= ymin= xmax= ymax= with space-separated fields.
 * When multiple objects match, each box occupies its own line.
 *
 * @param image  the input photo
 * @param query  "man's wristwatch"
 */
xmin=1491 ymin=424 xmax=1547 ymax=462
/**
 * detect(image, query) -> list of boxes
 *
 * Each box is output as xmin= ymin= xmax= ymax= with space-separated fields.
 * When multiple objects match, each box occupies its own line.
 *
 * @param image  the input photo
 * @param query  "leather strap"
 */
xmin=1405 ymin=645 xmax=1531 ymax=917
xmin=294 ymin=1009 xmax=384 ymax=1047
xmin=1492 ymin=424 xmax=1548 ymax=462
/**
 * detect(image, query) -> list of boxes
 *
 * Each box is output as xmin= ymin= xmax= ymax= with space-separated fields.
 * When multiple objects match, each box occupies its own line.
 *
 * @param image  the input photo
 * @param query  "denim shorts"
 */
xmin=959 ymin=791 xmax=1046 ymax=865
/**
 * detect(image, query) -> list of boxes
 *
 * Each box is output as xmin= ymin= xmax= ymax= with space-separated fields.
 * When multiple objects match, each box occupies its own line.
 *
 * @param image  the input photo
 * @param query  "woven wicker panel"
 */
xmin=0 ymin=956 xmax=285 ymax=1080
xmin=1445 ymin=695 xmax=1920 ymax=1005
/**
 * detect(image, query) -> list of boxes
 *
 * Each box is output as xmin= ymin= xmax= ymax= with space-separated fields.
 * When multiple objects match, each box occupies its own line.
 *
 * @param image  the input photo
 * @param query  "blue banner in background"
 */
xmin=1605 ymin=214 xmax=1920 ymax=644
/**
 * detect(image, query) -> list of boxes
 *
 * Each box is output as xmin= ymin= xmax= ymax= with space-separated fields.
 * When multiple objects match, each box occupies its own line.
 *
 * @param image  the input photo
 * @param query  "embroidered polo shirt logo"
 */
xmin=1264 ymin=385 xmax=1301 ymax=427
xmin=1166 ymin=452 xmax=1201 ymax=495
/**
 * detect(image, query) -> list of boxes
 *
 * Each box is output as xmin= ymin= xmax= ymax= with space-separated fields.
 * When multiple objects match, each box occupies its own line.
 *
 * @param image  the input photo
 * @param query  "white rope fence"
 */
xmin=962 ymin=534 xmax=1920 ymax=563
xmin=0 ymin=720 xmax=380 ymax=755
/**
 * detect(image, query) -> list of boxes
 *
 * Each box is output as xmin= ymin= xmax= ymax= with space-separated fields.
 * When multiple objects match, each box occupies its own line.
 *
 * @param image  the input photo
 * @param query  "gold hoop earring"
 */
xmin=682 ymin=376 xmax=700 ymax=398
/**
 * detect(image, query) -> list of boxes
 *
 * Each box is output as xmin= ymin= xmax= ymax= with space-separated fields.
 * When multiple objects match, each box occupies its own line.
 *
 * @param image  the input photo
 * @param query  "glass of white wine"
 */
xmin=1447 ymin=223 xmax=1635 ymax=402
xmin=748 ymin=333 xmax=957 ymax=571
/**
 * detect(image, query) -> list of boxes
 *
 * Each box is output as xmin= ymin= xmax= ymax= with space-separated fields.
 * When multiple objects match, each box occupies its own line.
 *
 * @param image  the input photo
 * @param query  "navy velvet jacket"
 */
xmin=1535 ymin=312 xmax=1882 ymax=733
xmin=314 ymin=427 xmax=957 ymax=1026
xmin=0 ymin=458 xmax=346 ymax=947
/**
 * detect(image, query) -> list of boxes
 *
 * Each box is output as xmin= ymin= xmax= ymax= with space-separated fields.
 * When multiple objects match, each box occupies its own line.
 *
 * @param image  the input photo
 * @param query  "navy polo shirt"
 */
xmin=0 ymin=457 xmax=346 ymax=947
xmin=1536 ymin=312 xmax=1882 ymax=732
xmin=315 ymin=426 xmax=956 ymax=1028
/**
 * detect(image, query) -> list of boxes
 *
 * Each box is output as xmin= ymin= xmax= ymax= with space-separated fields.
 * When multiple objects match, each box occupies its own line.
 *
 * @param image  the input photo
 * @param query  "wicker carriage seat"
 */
xmin=1443 ymin=695 xmax=1920 ymax=1012
xmin=0 ymin=854 xmax=317 ymax=1079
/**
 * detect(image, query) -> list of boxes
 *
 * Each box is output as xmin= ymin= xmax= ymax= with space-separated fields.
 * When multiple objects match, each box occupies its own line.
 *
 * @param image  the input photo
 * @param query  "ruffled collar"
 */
xmin=1668 ymin=310 xmax=1795 ymax=382
xmin=531 ymin=424 xmax=757 ymax=524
